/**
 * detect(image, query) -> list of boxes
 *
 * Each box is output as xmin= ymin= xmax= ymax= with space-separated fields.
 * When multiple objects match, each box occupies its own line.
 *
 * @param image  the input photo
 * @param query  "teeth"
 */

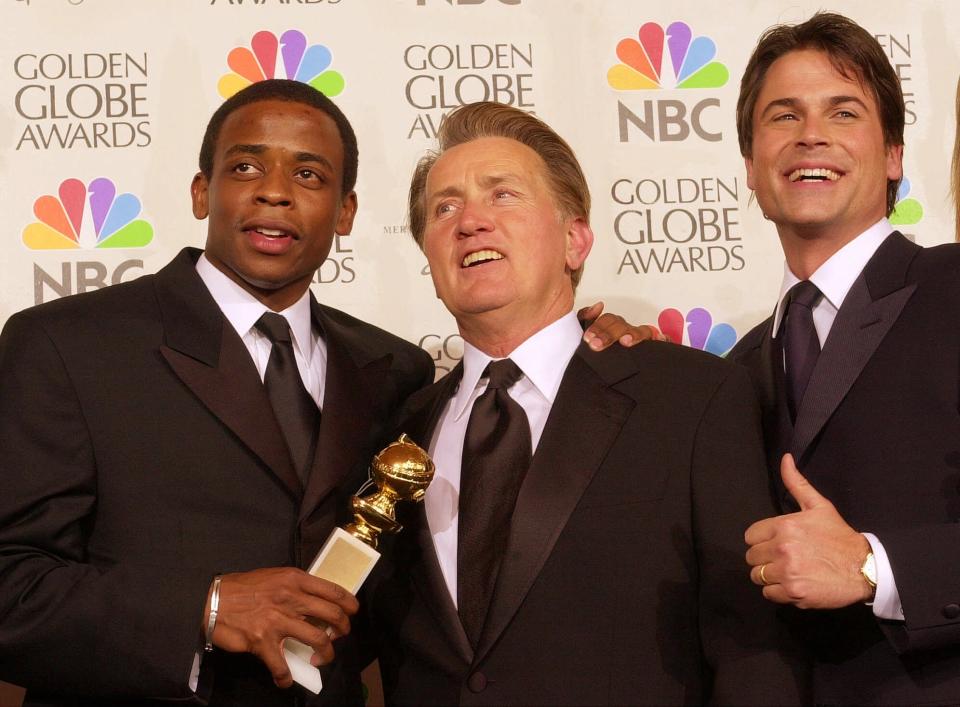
xmin=462 ymin=249 xmax=504 ymax=268
xmin=256 ymin=228 xmax=287 ymax=237
xmin=788 ymin=168 xmax=841 ymax=182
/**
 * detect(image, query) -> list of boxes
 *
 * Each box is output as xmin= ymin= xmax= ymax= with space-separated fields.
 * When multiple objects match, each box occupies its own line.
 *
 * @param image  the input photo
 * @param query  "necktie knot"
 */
xmin=788 ymin=280 xmax=822 ymax=310
xmin=484 ymin=358 xmax=523 ymax=391
xmin=255 ymin=311 xmax=293 ymax=344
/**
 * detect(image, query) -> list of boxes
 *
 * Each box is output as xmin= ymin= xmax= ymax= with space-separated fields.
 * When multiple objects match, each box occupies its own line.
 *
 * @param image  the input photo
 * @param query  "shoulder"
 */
xmin=579 ymin=340 xmax=753 ymax=402
xmin=2 ymin=271 xmax=160 ymax=340
xmin=911 ymin=240 xmax=960 ymax=279
xmin=316 ymin=303 xmax=434 ymax=378
xmin=727 ymin=317 xmax=771 ymax=362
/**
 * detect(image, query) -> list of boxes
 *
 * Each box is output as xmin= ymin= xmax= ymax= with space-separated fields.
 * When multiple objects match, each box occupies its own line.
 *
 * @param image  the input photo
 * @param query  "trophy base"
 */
xmin=284 ymin=527 xmax=382 ymax=693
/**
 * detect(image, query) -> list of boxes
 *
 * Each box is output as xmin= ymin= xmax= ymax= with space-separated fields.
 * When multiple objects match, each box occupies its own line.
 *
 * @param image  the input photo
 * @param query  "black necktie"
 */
xmin=782 ymin=280 xmax=822 ymax=422
xmin=255 ymin=312 xmax=320 ymax=484
xmin=458 ymin=359 xmax=532 ymax=648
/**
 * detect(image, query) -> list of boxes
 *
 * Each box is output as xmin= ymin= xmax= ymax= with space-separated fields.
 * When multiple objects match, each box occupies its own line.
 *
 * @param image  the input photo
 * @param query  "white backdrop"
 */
xmin=2 ymin=0 xmax=958 ymax=375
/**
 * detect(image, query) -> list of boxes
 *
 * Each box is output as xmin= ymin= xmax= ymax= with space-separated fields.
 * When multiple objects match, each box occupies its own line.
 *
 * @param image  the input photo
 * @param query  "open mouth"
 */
xmin=462 ymin=249 xmax=504 ymax=268
xmin=788 ymin=168 xmax=841 ymax=183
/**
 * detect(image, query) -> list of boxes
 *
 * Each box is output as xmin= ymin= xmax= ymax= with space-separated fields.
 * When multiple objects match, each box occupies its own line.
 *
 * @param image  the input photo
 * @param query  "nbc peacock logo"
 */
xmin=889 ymin=177 xmax=923 ymax=227
xmin=22 ymin=177 xmax=153 ymax=250
xmin=608 ymin=21 xmax=729 ymax=90
xmin=658 ymin=307 xmax=737 ymax=356
xmin=219 ymin=30 xmax=345 ymax=99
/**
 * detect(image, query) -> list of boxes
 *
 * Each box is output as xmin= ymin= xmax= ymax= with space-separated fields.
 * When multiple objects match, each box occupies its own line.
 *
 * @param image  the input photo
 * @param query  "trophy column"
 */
xmin=284 ymin=434 xmax=435 ymax=693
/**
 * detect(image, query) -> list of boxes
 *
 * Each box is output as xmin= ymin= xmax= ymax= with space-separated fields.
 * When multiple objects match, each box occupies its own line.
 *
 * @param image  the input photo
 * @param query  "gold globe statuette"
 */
xmin=284 ymin=434 xmax=435 ymax=694
xmin=345 ymin=433 xmax=435 ymax=549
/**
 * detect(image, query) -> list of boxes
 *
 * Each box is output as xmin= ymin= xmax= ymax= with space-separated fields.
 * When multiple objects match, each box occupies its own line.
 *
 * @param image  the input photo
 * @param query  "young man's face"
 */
xmin=192 ymin=99 xmax=357 ymax=310
xmin=745 ymin=49 xmax=902 ymax=248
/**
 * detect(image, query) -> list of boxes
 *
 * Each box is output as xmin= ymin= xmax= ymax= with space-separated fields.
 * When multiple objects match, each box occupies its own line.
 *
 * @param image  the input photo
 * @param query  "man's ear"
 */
xmin=191 ymin=172 xmax=209 ymax=220
xmin=744 ymin=156 xmax=756 ymax=191
xmin=886 ymin=143 xmax=904 ymax=181
xmin=565 ymin=217 xmax=594 ymax=271
xmin=336 ymin=191 xmax=358 ymax=235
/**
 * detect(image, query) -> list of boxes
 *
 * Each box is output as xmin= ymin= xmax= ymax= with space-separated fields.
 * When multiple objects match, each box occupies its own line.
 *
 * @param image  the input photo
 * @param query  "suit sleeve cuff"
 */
xmin=864 ymin=532 xmax=905 ymax=621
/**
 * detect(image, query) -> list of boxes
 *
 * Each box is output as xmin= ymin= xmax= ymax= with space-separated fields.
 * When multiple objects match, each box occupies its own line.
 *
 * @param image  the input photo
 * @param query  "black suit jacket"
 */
xmin=730 ymin=232 xmax=960 ymax=705
xmin=368 ymin=340 xmax=806 ymax=706
xmin=0 ymin=248 xmax=434 ymax=706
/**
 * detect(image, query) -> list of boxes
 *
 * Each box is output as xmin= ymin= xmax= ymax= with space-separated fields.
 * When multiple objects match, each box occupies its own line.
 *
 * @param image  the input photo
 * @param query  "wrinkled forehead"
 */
xmin=428 ymin=136 xmax=550 ymax=190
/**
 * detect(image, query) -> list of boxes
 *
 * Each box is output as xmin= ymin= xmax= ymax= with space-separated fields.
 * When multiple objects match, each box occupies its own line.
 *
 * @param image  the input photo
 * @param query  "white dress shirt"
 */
xmin=425 ymin=311 xmax=583 ymax=604
xmin=771 ymin=218 xmax=903 ymax=621
xmin=196 ymin=254 xmax=326 ymax=409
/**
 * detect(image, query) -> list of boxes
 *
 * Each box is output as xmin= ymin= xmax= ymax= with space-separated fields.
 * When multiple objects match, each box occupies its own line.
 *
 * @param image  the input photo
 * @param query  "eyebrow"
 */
xmin=223 ymin=144 xmax=334 ymax=171
xmin=760 ymin=95 xmax=870 ymax=118
xmin=426 ymin=172 xmax=522 ymax=203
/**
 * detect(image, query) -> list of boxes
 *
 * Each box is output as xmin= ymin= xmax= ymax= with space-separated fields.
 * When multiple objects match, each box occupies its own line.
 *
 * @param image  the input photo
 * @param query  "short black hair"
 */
xmin=198 ymin=79 xmax=358 ymax=195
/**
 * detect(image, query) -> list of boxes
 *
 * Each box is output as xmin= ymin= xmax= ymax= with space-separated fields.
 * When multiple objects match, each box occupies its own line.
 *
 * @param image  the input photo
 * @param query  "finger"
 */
xmin=300 ymin=576 xmax=360 ymax=615
xmin=628 ymin=325 xmax=663 ymax=344
xmin=750 ymin=563 xmax=776 ymax=587
xmin=618 ymin=324 xmax=660 ymax=347
xmin=584 ymin=314 xmax=628 ymax=350
xmin=743 ymin=517 xmax=778 ymax=546
xmin=297 ymin=597 xmax=353 ymax=638
xmin=761 ymin=584 xmax=794 ymax=605
xmin=780 ymin=453 xmax=828 ymax=511
xmin=577 ymin=301 xmax=604 ymax=330
xmin=744 ymin=542 xmax=774 ymax=568
xmin=257 ymin=634 xmax=295 ymax=689
xmin=585 ymin=314 xmax=659 ymax=351
xmin=282 ymin=620 xmax=337 ymax=665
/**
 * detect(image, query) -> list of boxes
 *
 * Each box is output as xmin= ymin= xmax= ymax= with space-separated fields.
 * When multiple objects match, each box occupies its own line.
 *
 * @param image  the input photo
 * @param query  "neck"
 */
xmin=458 ymin=304 xmax=572 ymax=359
xmin=777 ymin=220 xmax=876 ymax=280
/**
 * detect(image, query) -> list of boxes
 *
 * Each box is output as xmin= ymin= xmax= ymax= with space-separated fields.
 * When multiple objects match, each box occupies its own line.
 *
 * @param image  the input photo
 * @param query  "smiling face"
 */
xmin=191 ymin=99 xmax=357 ymax=310
xmin=745 ymin=49 xmax=902 ymax=262
xmin=421 ymin=136 xmax=593 ymax=353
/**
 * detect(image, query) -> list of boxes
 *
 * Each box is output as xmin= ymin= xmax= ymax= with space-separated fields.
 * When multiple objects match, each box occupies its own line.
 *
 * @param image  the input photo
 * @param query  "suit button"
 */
xmin=467 ymin=672 xmax=487 ymax=693
xmin=943 ymin=604 xmax=960 ymax=619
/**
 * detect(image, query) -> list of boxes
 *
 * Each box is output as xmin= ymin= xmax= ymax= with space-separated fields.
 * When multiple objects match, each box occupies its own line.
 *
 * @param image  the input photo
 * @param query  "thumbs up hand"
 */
xmin=743 ymin=454 xmax=874 ymax=609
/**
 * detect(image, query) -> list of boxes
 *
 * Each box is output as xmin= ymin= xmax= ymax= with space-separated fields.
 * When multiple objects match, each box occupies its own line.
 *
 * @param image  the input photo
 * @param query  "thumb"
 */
xmin=781 ymin=453 xmax=827 ymax=511
xmin=577 ymin=301 xmax=604 ymax=326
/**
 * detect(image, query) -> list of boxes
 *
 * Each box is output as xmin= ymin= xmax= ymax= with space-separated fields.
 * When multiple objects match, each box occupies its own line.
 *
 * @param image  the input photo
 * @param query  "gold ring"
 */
xmin=759 ymin=563 xmax=770 ymax=586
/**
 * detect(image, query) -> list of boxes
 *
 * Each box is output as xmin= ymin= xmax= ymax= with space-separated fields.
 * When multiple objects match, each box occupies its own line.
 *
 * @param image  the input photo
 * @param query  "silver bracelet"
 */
xmin=204 ymin=575 xmax=222 ymax=653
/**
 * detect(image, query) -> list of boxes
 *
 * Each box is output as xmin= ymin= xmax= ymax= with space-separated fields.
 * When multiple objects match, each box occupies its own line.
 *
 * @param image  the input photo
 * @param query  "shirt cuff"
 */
xmin=189 ymin=651 xmax=201 ymax=692
xmin=863 ymin=532 xmax=905 ymax=621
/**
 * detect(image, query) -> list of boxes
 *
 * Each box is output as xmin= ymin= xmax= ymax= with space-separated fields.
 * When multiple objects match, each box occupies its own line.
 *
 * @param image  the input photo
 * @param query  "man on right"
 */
xmin=733 ymin=12 xmax=960 ymax=705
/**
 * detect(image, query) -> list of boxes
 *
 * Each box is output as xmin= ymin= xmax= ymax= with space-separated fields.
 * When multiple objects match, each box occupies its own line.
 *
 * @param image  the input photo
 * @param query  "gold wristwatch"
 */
xmin=860 ymin=551 xmax=877 ymax=601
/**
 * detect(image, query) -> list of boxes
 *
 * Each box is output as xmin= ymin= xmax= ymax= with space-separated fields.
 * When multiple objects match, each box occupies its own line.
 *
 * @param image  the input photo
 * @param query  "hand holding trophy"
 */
xmin=285 ymin=434 xmax=435 ymax=693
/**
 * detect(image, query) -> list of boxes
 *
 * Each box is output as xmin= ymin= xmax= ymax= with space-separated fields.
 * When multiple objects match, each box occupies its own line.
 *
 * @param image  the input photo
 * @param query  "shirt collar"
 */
xmin=772 ymin=218 xmax=892 ymax=334
xmin=451 ymin=310 xmax=582 ymax=421
xmin=195 ymin=253 xmax=315 ymax=358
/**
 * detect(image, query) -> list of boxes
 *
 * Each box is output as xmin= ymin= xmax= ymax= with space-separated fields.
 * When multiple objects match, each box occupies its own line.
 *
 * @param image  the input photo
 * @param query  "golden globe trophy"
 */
xmin=285 ymin=434 xmax=435 ymax=693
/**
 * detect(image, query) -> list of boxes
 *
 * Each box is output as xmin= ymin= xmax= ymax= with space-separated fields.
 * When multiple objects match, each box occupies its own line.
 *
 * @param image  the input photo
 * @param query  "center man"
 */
xmin=365 ymin=102 xmax=804 ymax=705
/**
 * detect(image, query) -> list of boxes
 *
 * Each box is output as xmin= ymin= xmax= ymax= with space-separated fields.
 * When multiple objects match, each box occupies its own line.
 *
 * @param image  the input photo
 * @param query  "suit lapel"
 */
xmin=156 ymin=249 xmax=301 ymax=498
xmin=474 ymin=347 xmax=633 ymax=663
xmin=792 ymin=233 xmax=920 ymax=460
xmin=299 ymin=302 xmax=394 ymax=521
xmin=300 ymin=296 xmax=404 ymax=520
xmin=401 ymin=366 xmax=474 ymax=665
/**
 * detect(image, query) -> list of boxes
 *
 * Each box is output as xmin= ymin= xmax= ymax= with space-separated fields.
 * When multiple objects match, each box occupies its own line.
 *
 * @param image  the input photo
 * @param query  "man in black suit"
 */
xmin=732 ymin=13 xmax=960 ymax=705
xmin=367 ymin=101 xmax=804 ymax=706
xmin=0 ymin=80 xmax=435 ymax=705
